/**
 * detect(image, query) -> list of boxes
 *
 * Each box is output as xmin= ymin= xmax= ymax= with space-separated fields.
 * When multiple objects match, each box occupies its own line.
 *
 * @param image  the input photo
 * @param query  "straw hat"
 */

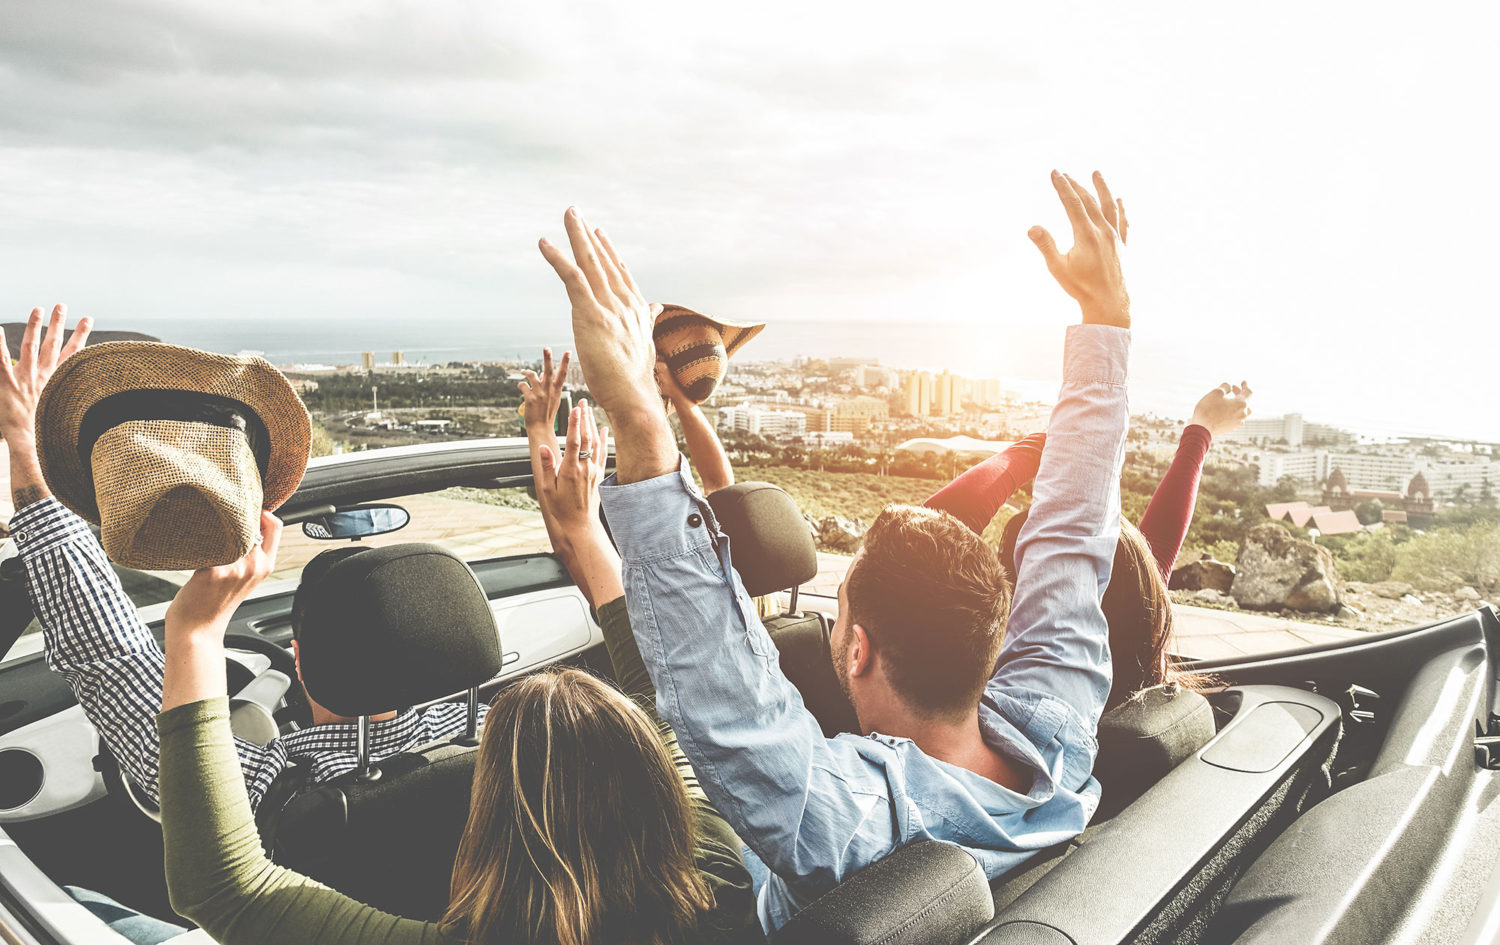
xmin=653 ymin=304 xmax=764 ymax=404
xmin=35 ymin=342 xmax=312 ymax=571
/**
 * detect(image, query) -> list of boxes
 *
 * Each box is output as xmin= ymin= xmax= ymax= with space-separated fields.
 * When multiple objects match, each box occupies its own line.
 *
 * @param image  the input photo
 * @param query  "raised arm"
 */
xmin=540 ymin=210 xmax=887 ymax=909
xmin=923 ymin=433 xmax=1046 ymax=535
xmin=656 ymin=359 xmax=735 ymax=494
xmin=994 ymin=171 xmax=1132 ymax=730
xmin=157 ymin=513 xmax=438 ymax=945
xmin=517 ymin=347 xmax=573 ymax=570
xmin=4 ymin=308 xmax=287 ymax=809
xmin=1138 ymin=383 xmax=1252 ymax=577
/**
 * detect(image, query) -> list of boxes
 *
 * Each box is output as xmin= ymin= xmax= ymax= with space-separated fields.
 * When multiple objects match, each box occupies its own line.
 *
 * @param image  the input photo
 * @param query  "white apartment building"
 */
xmin=1251 ymin=448 xmax=1496 ymax=498
xmin=1222 ymin=413 xmax=1306 ymax=448
xmin=719 ymin=404 xmax=808 ymax=437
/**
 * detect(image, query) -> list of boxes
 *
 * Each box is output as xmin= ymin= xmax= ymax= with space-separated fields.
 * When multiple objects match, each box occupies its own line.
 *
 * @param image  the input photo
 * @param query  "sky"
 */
xmin=1 ymin=0 xmax=1497 ymax=439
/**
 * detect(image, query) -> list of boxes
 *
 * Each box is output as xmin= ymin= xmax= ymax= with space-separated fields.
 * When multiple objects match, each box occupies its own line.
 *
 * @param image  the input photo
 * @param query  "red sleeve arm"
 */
xmin=1139 ymin=424 xmax=1213 ymax=578
xmin=924 ymin=433 xmax=1046 ymax=536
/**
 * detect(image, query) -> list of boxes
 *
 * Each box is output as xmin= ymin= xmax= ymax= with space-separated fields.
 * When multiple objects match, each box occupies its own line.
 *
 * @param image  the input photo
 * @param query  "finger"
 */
xmin=0 ymin=327 xmax=13 ymax=382
xmin=1027 ymin=225 xmax=1064 ymax=275
xmin=565 ymin=404 xmax=582 ymax=459
xmin=585 ymin=402 xmax=601 ymax=463
xmin=1116 ymin=198 xmax=1129 ymax=244
xmin=1218 ymin=382 xmax=1233 ymax=395
xmin=57 ymin=317 xmax=92 ymax=362
xmin=1241 ymin=379 xmax=1253 ymax=398
xmin=576 ymin=399 xmax=594 ymax=457
xmin=41 ymin=304 xmax=66 ymax=368
xmin=539 ymin=238 xmax=596 ymax=312
xmin=17 ymin=308 xmax=42 ymax=372
xmin=555 ymin=351 xmax=571 ymax=390
xmin=590 ymin=227 xmax=631 ymax=303
xmin=1065 ymin=174 xmax=1110 ymax=231
xmin=563 ymin=208 xmax=610 ymax=302
xmin=1092 ymin=172 xmax=1118 ymax=233
xmin=1050 ymin=170 xmax=1090 ymax=240
xmin=542 ymin=348 xmax=553 ymax=380
xmin=260 ymin=511 xmax=285 ymax=563
xmin=595 ymin=228 xmax=642 ymax=299
xmin=538 ymin=444 xmax=558 ymax=478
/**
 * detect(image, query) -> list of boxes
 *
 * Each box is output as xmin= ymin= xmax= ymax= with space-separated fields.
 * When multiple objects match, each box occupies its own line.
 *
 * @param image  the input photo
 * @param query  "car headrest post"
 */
xmin=460 ymin=688 xmax=480 ymax=745
xmin=354 ymin=715 xmax=381 ymax=783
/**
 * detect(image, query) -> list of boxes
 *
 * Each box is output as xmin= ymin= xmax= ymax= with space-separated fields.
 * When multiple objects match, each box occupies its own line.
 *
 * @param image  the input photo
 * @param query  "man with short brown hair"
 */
xmin=540 ymin=169 xmax=1133 ymax=932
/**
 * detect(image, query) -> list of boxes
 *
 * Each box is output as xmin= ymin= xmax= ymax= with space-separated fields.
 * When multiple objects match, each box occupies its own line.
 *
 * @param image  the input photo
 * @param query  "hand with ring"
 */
xmin=536 ymin=399 xmax=610 ymax=535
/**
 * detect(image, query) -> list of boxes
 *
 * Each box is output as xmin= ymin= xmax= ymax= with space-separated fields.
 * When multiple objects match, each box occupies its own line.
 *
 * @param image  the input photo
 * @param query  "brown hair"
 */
xmin=442 ymin=668 xmax=712 ymax=945
xmin=1001 ymin=510 xmax=1212 ymax=710
xmin=846 ymin=505 xmax=1012 ymax=720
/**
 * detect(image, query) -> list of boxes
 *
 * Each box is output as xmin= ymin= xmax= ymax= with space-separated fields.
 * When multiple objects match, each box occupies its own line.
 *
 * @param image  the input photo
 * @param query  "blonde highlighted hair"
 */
xmin=442 ymin=668 xmax=712 ymax=945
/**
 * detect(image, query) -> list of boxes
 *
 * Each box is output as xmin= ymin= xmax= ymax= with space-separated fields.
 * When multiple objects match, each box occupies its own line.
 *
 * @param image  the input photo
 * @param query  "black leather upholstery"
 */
xmin=1094 ymin=686 xmax=1216 ymax=819
xmin=296 ymin=542 xmax=503 ymax=717
xmin=707 ymin=482 xmax=818 ymax=596
xmin=272 ymin=742 xmax=478 ymax=921
xmin=772 ymin=840 xmax=994 ymax=945
xmin=765 ymin=611 xmax=860 ymax=738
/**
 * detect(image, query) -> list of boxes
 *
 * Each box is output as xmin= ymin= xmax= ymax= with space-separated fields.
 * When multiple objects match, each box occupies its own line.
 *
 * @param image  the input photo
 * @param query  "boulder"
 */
xmin=1170 ymin=558 xmax=1236 ymax=594
xmin=1184 ymin=588 xmax=1238 ymax=609
xmin=1231 ymin=522 xmax=1342 ymax=613
xmin=1456 ymin=586 xmax=1481 ymax=601
xmin=1371 ymin=580 xmax=1415 ymax=600
xmin=817 ymin=516 xmax=866 ymax=553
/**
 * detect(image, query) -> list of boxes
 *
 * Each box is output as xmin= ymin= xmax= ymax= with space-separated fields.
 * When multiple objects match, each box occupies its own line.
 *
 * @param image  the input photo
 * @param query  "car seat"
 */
xmin=254 ymin=542 xmax=503 ymax=921
xmin=708 ymin=482 xmax=860 ymax=737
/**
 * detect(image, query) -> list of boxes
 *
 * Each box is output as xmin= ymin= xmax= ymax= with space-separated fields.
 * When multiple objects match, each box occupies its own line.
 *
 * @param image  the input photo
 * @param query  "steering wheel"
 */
xmin=224 ymin=632 xmax=312 ymax=730
xmin=107 ymin=632 xmax=311 ymax=824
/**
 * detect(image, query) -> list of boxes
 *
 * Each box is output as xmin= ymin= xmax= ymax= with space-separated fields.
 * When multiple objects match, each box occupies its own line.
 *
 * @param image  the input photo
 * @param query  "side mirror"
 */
xmin=302 ymin=504 xmax=411 ymax=541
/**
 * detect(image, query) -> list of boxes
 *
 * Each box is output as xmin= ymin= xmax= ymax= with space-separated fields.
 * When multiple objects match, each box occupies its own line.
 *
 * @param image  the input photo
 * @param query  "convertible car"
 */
xmin=3 ymin=438 xmax=1500 ymax=944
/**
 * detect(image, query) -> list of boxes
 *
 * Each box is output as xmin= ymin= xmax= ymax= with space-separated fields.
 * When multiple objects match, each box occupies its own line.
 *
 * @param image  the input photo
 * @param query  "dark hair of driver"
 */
xmin=442 ymin=667 xmax=712 ymax=945
xmin=289 ymin=546 xmax=369 ymax=642
xmin=845 ymin=505 xmax=1012 ymax=719
xmin=1000 ymin=510 xmax=1215 ymax=709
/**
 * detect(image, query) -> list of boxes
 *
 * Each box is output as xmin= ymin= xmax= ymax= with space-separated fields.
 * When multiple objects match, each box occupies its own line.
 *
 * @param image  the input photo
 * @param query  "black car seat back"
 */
xmin=708 ymin=483 xmax=860 ymax=737
xmin=261 ymin=542 xmax=503 ymax=920
xmin=1093 ymin=685 xmax=1217 ymax=820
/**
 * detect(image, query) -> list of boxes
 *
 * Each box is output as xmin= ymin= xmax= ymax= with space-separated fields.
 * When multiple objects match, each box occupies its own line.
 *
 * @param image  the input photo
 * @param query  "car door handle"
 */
xmin=502 ymin=651 xmax=520 ymax=666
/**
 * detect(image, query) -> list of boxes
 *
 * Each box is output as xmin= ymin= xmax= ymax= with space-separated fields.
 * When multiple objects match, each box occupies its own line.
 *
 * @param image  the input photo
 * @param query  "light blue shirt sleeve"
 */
xmin=600 ymin=464 xmax=895 ymax=905
xmin=993 ymin=323 xmax=1131 ymax=733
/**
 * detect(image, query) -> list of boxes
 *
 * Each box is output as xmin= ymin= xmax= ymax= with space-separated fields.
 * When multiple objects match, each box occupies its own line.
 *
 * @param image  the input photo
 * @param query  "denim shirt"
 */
xmin=600 ymin=324 xmax=1130 ymax=932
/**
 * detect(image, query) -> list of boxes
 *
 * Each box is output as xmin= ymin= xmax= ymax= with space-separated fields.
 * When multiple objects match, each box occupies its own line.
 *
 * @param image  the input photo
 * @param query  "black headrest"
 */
xmin=296 ymin=543 xmax=503 ymax=717
xmin=707 ymin=482 xmax=817 ymax=597
xmin=1095 ymin=685 xmax=1216 ymax=818
xmin=772 ymin=840 xmax=994 ymax=945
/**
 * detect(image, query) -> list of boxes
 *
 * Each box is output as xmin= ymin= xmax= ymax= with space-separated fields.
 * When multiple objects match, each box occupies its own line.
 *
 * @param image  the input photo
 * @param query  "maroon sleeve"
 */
xmin=924 ymin=433 xmax=1046 ymax=536
xmin=1139 ymin=424 xmax=1214 ymax=578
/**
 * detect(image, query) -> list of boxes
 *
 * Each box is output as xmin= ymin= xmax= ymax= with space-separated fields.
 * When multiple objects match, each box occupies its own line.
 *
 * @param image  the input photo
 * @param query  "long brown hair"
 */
xmin=1002 ymin=511 xmax=1212 ymax=710
xmin=442 ymin=668 xmax=712 ymax=945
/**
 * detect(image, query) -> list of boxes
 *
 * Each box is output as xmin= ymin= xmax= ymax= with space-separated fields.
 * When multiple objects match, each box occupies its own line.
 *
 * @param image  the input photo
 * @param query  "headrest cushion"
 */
xmin=707 ymin=482 xmax=817 ymax=597
xmin=296 ymin=542 xmax=503 ymax=717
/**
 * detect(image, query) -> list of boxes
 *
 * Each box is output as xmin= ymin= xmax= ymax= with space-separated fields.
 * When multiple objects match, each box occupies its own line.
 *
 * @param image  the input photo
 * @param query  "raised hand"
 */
xmin=165 ymin=511 xmax=284 ymax=638
xmin=518 ymin=347 xmax=572 ymax=433
xmin=536 ymin=400 xmax=610 ymax=534
xmin=0 ymin=304 xmax=92 ymax=444
xmin=538 ymin=209 xmax=658 ymax=425
xmin=1028 ymin=170 xmax=1131 ymax=328
xmin=1191 ymin=381 xmax=1253 ymax=437
xmin=654 ymin=358 xmax=688 ymax=414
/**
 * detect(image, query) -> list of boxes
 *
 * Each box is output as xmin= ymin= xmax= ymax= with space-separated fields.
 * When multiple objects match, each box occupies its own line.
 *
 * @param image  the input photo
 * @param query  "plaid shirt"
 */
xmin=11 ymin=497 xmax=486 ymax=811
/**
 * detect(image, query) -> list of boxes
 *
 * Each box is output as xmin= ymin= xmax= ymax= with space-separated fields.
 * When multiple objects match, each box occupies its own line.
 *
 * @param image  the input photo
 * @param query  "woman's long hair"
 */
xmin=442 ymin=668 xmax=712 ymax=945
xmin=1001 ymin=511 xmax=1215 ymax=710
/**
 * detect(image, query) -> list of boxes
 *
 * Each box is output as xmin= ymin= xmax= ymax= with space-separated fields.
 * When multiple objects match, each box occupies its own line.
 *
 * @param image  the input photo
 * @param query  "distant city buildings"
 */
xmin=720 ymin=404 xmax=808 ymax=437
xmin=1219 ymin=412 xmax=1355 ymax=448
xmin=361 ymin=351 xmax=375 ymax=372
xmin=899 ymin=368 xmax=1012 ymax=418
xmin=392 ymin=350 xmax=404 ymax=365
xmin=1251 ymin=446 xmax=1495 ymax=503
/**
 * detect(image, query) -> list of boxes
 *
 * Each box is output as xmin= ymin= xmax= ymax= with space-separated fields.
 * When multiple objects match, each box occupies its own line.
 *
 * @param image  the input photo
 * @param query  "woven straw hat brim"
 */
xmin=653 ymin=305 xmax=765 ymax=404
xmin=35 ymin=341 xmax=312 ymax=524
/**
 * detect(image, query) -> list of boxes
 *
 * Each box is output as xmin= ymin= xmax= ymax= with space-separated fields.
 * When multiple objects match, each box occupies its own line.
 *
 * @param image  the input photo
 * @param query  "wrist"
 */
xmin=1079 ymin=305 xmax=1130 ymax=329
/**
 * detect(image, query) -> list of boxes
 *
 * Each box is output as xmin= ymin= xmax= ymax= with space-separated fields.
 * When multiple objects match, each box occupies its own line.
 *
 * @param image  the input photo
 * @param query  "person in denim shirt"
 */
xmin=537 ymin=168 xmax=1133 ymax=932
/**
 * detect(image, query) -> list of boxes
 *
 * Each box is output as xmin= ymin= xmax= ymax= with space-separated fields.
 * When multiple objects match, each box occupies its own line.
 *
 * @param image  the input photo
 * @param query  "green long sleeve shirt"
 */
xmin=157 ymin=597 xmax=760 ymax=944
